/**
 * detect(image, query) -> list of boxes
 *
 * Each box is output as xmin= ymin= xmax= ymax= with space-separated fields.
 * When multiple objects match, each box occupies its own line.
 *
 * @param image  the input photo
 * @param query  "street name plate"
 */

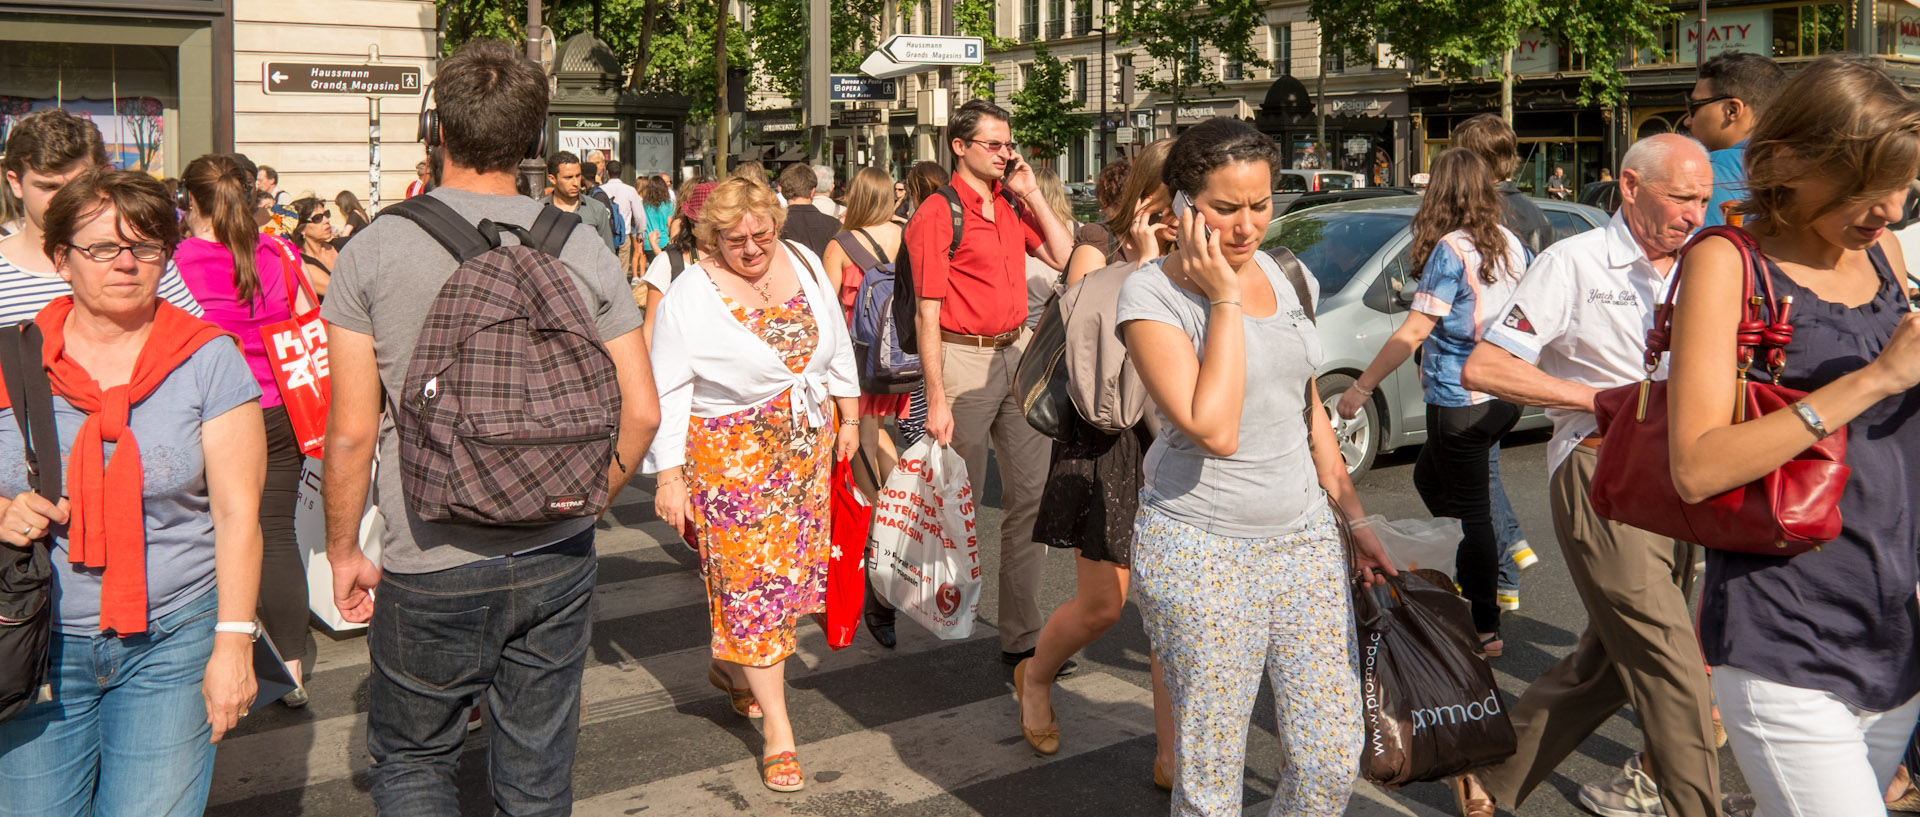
xmin=1116 ymin=126 xmax=1136 ymax=144
xmin=263 ymin=62 xmax=423 ymax=96
xmin=838 ymin=109 xmax=884 ymax=126
xmin=881 ymin=35 xmax=985 ymax=65
xmin=831 ymin=75 xmax=898 ymax=101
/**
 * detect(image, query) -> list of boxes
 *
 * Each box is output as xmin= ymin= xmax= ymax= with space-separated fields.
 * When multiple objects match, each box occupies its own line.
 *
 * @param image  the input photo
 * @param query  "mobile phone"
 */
xmin=1171 ymin=191 xmax=1212 ymax=242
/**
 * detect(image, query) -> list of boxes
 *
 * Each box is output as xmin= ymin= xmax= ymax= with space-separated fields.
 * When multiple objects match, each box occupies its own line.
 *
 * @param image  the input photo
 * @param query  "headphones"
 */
xmin=418 ymin=81 xmax=547 ymax=160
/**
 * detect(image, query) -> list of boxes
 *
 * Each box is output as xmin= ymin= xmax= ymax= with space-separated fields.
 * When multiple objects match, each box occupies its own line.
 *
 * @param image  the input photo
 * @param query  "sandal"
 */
xmin=1477 ymin=633 xmax=1504 ymax=659
xmin=1012 ymin=658 xmax=1060 ymax=755
xmin=708 ymin=661 xmax=762 ymax=719
xmin=1153 ymin=759 xmax=1173 ymax=791
xmin=1452 ymin=774 xmax=1495 ymax=817
xmin=760 ymin=750 xmax=805 ymax=792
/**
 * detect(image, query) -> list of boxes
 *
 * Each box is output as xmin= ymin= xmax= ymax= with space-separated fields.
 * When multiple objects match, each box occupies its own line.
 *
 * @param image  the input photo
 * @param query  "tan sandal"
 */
xmin=1012 ymin=659 xmax=1060 ymax=755
xmin=760 ymin=751 xmax=805 ymax=792
xmin=708 ymin=661 xmax=762 ymax=719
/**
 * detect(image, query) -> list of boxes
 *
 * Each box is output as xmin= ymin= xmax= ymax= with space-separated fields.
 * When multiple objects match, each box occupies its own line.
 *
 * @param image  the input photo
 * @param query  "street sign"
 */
xmin=1116 ymin=127 xmax=1136 ymax=145
xmin=262 ymin=62 xmax=423 ymax=96
xmin=831 ymin=74 xmax=897 ymax=102
xmin=838 ymin=109 xmax=883 ymax=126
xmin=880 ymin=35 xmax=984 ymax=65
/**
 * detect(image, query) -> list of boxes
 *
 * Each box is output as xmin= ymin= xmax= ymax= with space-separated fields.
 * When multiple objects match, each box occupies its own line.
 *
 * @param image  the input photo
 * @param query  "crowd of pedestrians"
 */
xmin=1 ymin=36 xmax=1920 ymax=817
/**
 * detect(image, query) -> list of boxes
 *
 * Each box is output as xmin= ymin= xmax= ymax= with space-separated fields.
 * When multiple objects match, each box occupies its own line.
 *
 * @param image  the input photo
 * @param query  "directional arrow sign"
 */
xmin=880 ymin=34 xmax=985 ymax=65
xmin=262 ymin=62 xmax=423 ymax=97
xmin=859 ymin=51 xmax=932 ymax=80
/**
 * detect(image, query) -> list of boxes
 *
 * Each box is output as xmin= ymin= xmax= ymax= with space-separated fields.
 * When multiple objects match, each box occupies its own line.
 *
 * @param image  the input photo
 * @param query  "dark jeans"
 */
xmin=259 ymin=405 xmax=307 ymax=664
xmin=366 ymin=528 xmax=596 ymax=817
xmin=1412 ymin=400 xmax=1521 ymax=634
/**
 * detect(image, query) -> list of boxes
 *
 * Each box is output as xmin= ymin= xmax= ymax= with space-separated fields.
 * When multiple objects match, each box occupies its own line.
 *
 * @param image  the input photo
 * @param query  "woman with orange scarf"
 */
xmin=0 ymin=170 xmax=265 ymax=817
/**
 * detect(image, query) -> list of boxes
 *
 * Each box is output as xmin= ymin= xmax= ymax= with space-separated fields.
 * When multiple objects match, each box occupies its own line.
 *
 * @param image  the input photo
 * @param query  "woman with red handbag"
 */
xmin=174 ymin=154 xmax=310 ymax=707
xmin=1666 ymin=56 xmax=1920 ymax=816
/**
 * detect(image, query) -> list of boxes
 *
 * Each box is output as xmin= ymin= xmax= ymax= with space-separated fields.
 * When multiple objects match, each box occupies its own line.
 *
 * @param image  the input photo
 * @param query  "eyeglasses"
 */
xmin=965 ymin=139 xmax=1020 ymax=154
xmin=721 ymin=230 xmax=778 ymax=251
xmin=305 ymin=211 xmax=331 ymax=225
xmin=1686 ymin=94 xmax=1734 ymax=116
xmin=67 ymin=242 xmax=166 ymax=263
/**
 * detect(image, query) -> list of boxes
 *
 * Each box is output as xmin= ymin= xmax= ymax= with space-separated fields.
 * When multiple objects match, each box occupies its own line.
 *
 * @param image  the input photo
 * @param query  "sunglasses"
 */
xmin=721 ymin=230 xmax=778 ymax=251
xmin=965 ymin=139 xmax=1020 ymax=154
xmin=68 ymin=242 xmax=166 ymax=263
xmin=304 ymin=211 xmax=331 ymax=225
xmin=1686 ymin=94 xmax=1734 ymax=116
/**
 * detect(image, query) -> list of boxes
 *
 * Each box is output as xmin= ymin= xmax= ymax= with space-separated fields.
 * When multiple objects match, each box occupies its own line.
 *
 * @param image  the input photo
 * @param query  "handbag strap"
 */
xmin=1644 ymin=225 xmax=1795 ymax=376
xmin=0 ymin=323 xmax=61 ymax=501
xmin=270 ymin=236 xmax=320 ymax=315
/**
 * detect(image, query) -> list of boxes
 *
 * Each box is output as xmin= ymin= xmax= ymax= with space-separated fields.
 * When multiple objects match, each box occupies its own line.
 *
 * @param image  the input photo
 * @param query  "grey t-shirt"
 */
xmin=0 ymin=341 xmax=260 ymax=634
xmin=323 ymin=186 xmax=644 ymax=574
xmin=1115 ymin=253 xmax=1326 ymax=538
xmin=544 ymin=193 xmax=617 ymax=253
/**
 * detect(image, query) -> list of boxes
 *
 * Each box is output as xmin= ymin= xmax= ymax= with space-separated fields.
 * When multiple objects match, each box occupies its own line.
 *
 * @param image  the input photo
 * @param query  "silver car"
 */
xmin=1260 ymin=195 xmax=1611 ymax=480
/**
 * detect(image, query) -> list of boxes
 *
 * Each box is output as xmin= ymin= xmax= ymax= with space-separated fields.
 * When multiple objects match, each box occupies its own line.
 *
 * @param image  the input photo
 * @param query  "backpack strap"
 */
xmin=379 ymin=195 xmax=496 ymax=264
xmin=0 ymin=323 xmax=61 ymax=501
xmin=1265 ymin=247 xmax=1316 ymax=323
xmin=668 ymin=248 xmax=687 ymax=281
xmin=836 ymin=230 xmax=883 ymax=272
xmin=526 ymin=205 xmax=581 ymax=259
xmin=854 ymin=227 xmax=892 ymax=266
xmin=937 ymin=185 xmax=964 ymax=260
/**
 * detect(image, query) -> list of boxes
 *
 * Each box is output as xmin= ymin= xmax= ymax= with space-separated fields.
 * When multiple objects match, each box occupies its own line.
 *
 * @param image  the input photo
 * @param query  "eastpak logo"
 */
xmin=546 ymin=495 xmax=588 ymax=514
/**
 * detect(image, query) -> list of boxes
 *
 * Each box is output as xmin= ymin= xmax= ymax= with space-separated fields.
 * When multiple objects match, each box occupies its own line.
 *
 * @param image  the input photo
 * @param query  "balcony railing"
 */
xmin=1071 ymin=15 xmax=1092 ymax=36
xmin=1019 ymin=22 xmax=1038 ymax=42
xmin=1046 ymin=18 xmax=1065 ymax=39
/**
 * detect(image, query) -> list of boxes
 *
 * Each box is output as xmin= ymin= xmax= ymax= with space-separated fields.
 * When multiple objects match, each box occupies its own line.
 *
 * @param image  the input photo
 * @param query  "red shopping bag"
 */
xmin=819 ymin=456 xmax=872 ymax=649
xmin=259 ymin=237 xmax=330 ymax=457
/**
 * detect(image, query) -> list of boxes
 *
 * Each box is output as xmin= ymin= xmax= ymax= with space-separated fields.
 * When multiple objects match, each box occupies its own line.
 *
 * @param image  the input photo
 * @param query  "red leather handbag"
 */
xmin=1588 ymin=226 xmax=1848 ymax=557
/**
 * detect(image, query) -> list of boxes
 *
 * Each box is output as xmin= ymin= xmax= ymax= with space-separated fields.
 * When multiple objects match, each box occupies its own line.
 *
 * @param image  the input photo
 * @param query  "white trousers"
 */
xmin=1714 ymin=665 xmax=1920 ymax=817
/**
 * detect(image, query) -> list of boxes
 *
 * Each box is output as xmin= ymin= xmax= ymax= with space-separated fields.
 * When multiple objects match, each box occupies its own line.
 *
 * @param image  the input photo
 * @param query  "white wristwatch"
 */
xmin=214 ymin=620 xmax=261 ymax=639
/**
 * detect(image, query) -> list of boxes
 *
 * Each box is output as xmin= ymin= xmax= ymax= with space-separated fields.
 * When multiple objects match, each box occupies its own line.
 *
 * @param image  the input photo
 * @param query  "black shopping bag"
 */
xmin=1353 ymin=567 xmax=1517 ymax=787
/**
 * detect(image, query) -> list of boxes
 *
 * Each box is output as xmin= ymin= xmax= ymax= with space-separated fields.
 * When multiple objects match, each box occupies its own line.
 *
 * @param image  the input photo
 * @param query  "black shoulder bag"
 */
xmin=0 ymin=322 xmax=59 ymax=723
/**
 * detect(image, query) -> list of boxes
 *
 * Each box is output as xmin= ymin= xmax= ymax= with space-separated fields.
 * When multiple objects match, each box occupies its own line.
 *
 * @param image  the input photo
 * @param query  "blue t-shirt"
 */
xmin=1409 ymin=229 xmax=1528 ymax=407
xmin=1704 ymin=140 xmax=1748 ymax=228
xmin=0 ymin=340 xmax=260 ymax=634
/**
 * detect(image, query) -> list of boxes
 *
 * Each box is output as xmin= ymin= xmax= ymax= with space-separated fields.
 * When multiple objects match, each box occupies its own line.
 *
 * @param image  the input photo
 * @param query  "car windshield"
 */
xmin=1318 ymin=173 xmax=1355 ymax=190
xmin=1261 ymin=210 xmax=1408 ymax=294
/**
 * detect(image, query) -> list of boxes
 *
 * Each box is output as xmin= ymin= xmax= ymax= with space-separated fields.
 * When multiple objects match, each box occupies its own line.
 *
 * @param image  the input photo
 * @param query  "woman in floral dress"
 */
xmin=645 ymin=178 xmax=860 ymax=793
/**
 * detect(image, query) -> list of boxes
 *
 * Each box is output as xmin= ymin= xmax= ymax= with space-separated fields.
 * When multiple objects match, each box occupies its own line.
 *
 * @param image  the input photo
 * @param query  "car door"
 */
xmin=1369 ymin=235 xmax=1428 ymax=445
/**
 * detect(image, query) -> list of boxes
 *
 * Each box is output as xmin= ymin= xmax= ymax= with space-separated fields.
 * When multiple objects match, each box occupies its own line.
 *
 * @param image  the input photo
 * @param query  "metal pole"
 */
xmin=808 ymin=0 xmax=829 ymax=163
xmin=939 ymin=0 xmax=954 ymax=170
xmin=716 ymin=0 xmax=730 ymax=175
xmin=1099 ymin=0 xmax=1107 ymax=169
xmin=521 ymin=0 xmax=546 ymax=198
xmin=1697 ymin=0 xmax=1708 ymax=66
xmin=370 ymin=97 xmax=382 ymax=210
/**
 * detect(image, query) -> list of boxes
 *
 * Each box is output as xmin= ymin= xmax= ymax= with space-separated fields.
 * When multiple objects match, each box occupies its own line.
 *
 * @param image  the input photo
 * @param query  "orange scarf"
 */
xmin=4 ymin=297 xmax=234 ymax=634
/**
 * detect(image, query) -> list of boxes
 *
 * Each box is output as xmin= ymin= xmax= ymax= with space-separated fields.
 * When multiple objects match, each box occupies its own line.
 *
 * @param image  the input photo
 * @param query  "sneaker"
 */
xmin=1721 ymin=793 xmax=1755 ymax=817
xmin=1507 ymin=539 xmax=1539 ymax=571
xmin=467 ymin=704 xmax=483 ymax=732
xmin=1497 ymin=587 xmax=1521 ymax=611
xmin=1577 ymin=754 xmax=1666 ymax=817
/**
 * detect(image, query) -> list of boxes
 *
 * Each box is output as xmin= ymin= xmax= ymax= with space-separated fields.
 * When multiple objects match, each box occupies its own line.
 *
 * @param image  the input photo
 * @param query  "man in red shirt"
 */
xmin=405 ymin=159 xmax=430 ymax=198
xmin=905 ymin=99 xmax=1073 ymax=665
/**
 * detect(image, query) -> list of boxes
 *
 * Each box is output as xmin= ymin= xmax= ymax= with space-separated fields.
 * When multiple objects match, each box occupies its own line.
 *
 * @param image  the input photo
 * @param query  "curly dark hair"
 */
xmin=1409 ymin=148 xmax=1515 ymax=285
xmin=1094 ymin=158 xmax=1131 ymax=217
xmin=1161 ymin=118 xmax=1282 ymax=197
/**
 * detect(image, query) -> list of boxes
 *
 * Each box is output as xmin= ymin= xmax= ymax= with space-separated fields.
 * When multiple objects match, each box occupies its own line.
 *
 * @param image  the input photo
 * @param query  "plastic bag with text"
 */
xmin=866 ymin=438 xmax=980 ymax=640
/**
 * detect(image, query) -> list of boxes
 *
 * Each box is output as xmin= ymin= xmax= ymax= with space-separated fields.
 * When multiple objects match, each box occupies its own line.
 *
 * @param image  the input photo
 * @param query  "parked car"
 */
xmin=1277 ymin=169 xmax=1365 ymax=193
xmin=1261 ymin=195 xmax=1612 ymax=479
xmin=1579 ymin=180 xmax=1621 ymax=214
xmin=1280 ymin=186 xmax=1420 ymax=217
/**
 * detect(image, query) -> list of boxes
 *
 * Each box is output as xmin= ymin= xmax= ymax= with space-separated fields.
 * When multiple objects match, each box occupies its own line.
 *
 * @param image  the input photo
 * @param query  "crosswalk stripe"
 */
xmin=210 ymin=611 xmax=996 ymax=806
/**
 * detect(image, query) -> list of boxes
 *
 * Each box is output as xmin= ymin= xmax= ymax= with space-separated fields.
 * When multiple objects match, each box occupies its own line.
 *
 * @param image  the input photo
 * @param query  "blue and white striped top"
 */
xmin=0 ymin=246 xmax=203 ymax=326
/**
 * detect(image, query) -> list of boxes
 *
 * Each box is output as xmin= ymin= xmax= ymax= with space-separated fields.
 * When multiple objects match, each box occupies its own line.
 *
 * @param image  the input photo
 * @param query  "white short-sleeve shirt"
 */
xmin=1480 ymin=211 xmax=1676 ymax=475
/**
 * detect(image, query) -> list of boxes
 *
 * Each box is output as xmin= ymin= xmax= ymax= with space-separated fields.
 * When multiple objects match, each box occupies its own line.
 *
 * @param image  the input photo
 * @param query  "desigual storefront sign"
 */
xmin=1160 ymin=99 xmax=1248 ymax=124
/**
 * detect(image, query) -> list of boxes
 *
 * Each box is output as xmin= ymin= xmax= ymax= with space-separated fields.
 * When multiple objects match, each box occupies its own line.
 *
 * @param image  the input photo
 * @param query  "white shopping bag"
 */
xmin=293 ymin=455 xmax=387 ymax=631
xmin=867 ymin=438 xmax=981 ymax=639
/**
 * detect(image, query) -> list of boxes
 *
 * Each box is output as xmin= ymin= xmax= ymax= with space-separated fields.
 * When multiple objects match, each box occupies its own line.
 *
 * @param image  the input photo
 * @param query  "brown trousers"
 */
xmin=938 ymin=337 xmax=1051 ymax=653
xmin=1480 ymin=445 xmax=1720 ymax=817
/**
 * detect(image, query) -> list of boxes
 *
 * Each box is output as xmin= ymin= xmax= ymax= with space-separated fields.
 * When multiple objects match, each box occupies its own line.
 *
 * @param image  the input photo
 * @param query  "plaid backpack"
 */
xmin=382 ymin=196 xmax=621 ymax=525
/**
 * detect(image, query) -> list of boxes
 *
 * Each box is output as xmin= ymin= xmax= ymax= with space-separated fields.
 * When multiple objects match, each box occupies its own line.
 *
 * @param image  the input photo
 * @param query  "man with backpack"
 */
xmin=903 ymin=99 xmax=1074 ymax=666
xmin=544 ymin=150 xmax=618 ymax=254
xmin=319 ymin=39 xmax=659 ymax=816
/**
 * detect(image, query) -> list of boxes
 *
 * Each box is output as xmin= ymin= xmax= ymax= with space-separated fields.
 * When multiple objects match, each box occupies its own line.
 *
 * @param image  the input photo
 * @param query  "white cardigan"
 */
xmin=644 ymin=241 xmax=860 ymax=473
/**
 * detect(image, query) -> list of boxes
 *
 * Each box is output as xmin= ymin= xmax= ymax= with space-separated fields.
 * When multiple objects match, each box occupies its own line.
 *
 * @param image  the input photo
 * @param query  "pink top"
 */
xmin=172 ymin=235 xmax=298 ymax=408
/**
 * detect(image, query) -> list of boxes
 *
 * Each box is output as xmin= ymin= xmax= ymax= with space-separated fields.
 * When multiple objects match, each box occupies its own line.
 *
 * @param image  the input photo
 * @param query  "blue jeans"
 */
xmin=366 ymin=528 xmax=596 ymax=817
xmin=0 ymin=588 xmax=219 ymax=817
xmin=1490 ymin=442 xmax=1526 ymax=591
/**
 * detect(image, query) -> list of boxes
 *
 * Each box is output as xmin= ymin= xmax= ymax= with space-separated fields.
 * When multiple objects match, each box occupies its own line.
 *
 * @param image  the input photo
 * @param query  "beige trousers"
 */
xmin=939 ymin=336 xmax=1052 ymax=653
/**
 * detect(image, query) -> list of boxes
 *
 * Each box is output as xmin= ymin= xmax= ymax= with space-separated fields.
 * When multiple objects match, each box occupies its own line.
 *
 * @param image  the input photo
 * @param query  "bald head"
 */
xmin=1618 ymin=133 xmax=1714 ymax=261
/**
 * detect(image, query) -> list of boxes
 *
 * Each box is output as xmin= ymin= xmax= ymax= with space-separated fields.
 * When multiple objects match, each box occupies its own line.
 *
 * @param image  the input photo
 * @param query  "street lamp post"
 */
xmin=1096 ymin=0 xmax=1107 ymax=170
xmin=521 ymin=0 xmax=546 ymax=198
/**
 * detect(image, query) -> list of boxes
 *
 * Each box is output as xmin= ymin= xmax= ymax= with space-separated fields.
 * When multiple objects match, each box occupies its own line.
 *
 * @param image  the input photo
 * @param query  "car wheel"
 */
xmin=1317 ymin=373 xmax=1380 ymax=482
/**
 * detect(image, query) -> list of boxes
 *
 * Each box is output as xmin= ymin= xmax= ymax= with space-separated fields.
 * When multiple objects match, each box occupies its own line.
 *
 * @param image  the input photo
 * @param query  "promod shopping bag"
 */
xmin=1354 ymin=569 xmax=1516 ymax=787
xmin=259 ymin=236 xmax=329 ymax=457
xmin=818 ymin=456 xmax=872 ymax=650
xmin=867 ymin=438 xmax=980 ymax=640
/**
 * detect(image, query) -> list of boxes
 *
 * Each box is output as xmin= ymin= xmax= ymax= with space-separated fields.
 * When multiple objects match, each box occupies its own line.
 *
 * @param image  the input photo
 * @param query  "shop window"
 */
xmin=1 ymin=42 xmax=179 ymax=174
xmin=1271 ymin=25 xmax=1292 ymax=76
xmin=1773 ymin=3 xmax=1846 ymax=57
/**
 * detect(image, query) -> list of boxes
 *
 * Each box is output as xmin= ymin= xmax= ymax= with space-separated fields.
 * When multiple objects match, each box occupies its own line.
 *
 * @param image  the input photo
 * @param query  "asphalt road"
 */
xmin=206 ymin=430 xmax=1756 ymax=817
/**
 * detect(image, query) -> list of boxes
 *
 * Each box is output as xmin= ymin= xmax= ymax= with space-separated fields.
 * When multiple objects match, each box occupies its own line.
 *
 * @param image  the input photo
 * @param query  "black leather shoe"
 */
xmin=865 ymin=609 xmax=896 ymax=648
xmin=1000 ymin=649 xmax=1077 ymax=678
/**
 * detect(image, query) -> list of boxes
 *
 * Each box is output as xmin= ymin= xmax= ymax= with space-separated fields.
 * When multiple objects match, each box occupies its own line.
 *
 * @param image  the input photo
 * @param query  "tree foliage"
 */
xmin=955 ymin=0 xmax=1015 ymax=98
xmin=1110 ymin=0 xmax=1267 ymax=106
xmin=1308 ymin=0 xmax=1678 ymax=107
xmin=747 ymin=0 xmax=888 ymax=100
xmin=1009 ymin=43 xmax=1084 ymax=164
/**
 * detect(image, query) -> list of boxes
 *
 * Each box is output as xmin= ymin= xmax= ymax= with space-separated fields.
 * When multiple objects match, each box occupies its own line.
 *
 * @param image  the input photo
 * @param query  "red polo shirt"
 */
xmin=905 ymin=178 xmax=1043 ymax=335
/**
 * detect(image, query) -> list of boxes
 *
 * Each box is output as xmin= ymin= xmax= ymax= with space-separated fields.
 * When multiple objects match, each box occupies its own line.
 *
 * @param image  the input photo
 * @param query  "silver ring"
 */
xmin=18 ymin=524 xmax=29 ymax=536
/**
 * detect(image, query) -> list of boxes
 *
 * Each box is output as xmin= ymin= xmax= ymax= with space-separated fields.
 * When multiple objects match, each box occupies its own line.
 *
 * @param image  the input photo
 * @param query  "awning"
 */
xmin=774 ymin=145 xmax=808 ymax=163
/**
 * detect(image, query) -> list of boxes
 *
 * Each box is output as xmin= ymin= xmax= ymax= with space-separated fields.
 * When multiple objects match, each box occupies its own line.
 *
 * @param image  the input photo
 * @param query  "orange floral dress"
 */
xmin=685 ymin=292 xmax=832 ymax=666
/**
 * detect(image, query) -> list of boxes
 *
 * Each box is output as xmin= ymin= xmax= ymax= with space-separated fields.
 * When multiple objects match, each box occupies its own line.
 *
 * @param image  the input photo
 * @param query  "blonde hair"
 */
xmin=841 ymin=167 xmax=896 ymax=231
xmin=1742 ymin=55 xmax=1920 ymax=229
xmin=693 ymin=177 xmax=785 ymax=250
xmin=1034 ymin=167 xmax=1074 ymax=228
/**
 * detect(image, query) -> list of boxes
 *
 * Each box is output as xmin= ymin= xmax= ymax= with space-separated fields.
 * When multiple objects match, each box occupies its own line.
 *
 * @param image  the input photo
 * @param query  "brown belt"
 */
xmin=1577 ymin=435 xmax=1605 ymax=450
xmin=941 ymin=328 xmax=1022 ymax=348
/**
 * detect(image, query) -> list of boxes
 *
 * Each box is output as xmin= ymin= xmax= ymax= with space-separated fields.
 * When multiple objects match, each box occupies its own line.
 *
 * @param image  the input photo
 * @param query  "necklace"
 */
xmin=733 ymin=269 xmax=775 ymax=304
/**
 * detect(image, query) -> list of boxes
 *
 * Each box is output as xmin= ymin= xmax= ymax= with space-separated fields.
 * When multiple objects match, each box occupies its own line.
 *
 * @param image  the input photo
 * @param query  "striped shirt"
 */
xmin=0 ymin=246 xmax=203 ymax=325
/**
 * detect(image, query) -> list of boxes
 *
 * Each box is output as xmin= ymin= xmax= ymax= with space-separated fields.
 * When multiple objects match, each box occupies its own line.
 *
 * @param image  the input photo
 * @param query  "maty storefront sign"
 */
xmin=1682 ymin=9 xmax=1770 ymax=61
xmin=1510 ymin=30 xmax=1559 ymax=75
xmin=1900 ymin=16 xmax=1920 ymax=58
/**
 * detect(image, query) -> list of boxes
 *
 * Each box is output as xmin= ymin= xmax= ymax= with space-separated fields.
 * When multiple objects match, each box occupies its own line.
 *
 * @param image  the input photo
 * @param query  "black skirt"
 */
xmin=1034 ymin=411 xmax=1152 ymax=567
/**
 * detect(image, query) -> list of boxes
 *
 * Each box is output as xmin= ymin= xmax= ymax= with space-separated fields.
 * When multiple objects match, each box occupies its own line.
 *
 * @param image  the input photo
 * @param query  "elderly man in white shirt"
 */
xmin=810 ymin=164 xmax=842 ymax=219
xmin=598 ymin=159 xmax=646 ymax=277
xmin=1453 ymin=133 xmax=1723 ymax=817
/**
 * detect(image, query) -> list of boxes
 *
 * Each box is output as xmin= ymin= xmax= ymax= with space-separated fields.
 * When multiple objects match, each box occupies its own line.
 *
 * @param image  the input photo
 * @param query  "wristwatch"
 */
xmin=1790 ymin=401 xmax=1831 ymax=439
xmin=214 ymin=620 xmax=262 ymax=640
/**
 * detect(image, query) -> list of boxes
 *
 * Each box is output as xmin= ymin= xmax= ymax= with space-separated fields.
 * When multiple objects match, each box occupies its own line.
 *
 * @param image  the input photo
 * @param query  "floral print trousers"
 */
xmin=1132 ymin=504 xmax=1362 ymax=817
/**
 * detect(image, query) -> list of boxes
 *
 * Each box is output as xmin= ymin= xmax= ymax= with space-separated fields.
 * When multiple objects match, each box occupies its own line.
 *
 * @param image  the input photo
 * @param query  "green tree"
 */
xmin=1008 ymin=43 xmax=1084 ymax=166
xmin=746 ymin=0 xmax=889 ymax=100
xmin=955 ymin=0 xmax=1015 ymax=98
xmin=1110 ymin=0 xmax=1267 ymax=110
xmin=1309 ymin=0 xmax=1677 ymax=109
